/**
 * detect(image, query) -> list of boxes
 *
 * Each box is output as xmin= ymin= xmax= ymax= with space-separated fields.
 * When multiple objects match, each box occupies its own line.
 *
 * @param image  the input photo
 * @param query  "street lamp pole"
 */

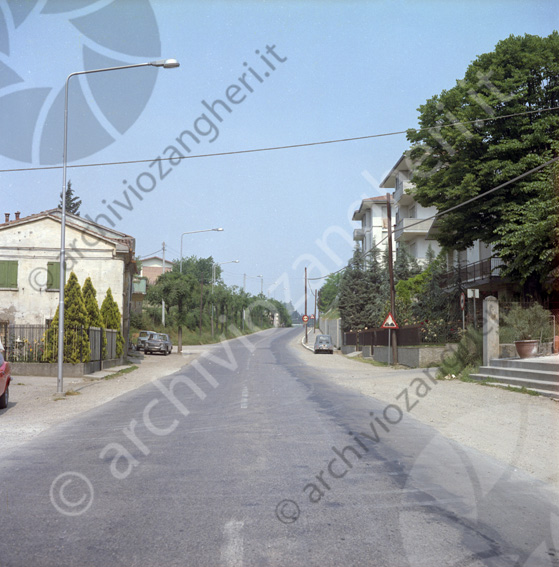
xmin=179 ymin=228 xmax=223 ymax=273
xmin=211 ymin=260 xmax=239 ymax=338
xmin=57 ymin=58 xmax=180 ymax=394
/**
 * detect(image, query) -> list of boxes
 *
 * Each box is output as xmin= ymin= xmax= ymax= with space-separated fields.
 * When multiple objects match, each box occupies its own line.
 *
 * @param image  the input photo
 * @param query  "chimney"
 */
xmin=4 ymin=213 xmax=9 ymax=223
xmin=15 ymin=211 xmax=20 ymax=220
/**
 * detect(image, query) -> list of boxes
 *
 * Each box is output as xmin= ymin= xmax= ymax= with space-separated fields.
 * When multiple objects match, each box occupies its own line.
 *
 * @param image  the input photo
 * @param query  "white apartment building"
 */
xmin=352 ymin=195 xmax=395 ymax=260
xmin=379 ymin=155 xmax=440 ymax=263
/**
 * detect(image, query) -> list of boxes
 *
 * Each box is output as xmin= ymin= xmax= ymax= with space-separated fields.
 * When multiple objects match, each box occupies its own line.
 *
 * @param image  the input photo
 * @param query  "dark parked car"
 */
xmin=0 ymin=352 xmax=11 ymax=409
xmin=137 ymin=330 xmax=156 ymax=351
xmin=144 ymin=333 xmax=173 ymax=355
xmin=314 ymin=334 xmax=334 ymax=354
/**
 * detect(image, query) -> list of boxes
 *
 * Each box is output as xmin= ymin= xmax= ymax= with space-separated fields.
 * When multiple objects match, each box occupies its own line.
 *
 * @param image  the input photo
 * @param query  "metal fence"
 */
xmin=344 ymin=326 xmax=422 ymax=348
xmin=1 ymin=324 xmax=118 ymax=363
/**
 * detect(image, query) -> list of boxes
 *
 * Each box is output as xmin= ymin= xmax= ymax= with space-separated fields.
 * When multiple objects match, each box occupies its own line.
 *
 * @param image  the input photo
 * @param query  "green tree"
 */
xmin=174 ymin=255 xmax=216 ymax=283
xmin=338 ymin=248 xmax=369 ymax=332
xmin=406 ymin=32 xmax=559 ymax=293
xmin=147 ymin=271 xmax=198 ymax=349
xmin=45 ymin=272 xmax=91 ymax=363
xmin=101 ymin=288 xmax=125 ymax=356
xmin=82 ymin=277 xmax=107 ymax=359
xmin=362 ymin=243 xmax=390 ymax=328
xmin=318 ymin=272 xmax=342 ymax=312
xmin=58 ymin=180 xmax=82 ymax=215
xmin=494 ymin=163 xmax=559 ymax=291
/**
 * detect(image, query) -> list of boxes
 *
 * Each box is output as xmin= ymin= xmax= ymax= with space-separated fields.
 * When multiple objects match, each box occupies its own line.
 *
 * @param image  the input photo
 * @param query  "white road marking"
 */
xmin=241 ymin=385 xmax=248 ymax=409
xmin=221 ymin=520 xmax=244 ymax=567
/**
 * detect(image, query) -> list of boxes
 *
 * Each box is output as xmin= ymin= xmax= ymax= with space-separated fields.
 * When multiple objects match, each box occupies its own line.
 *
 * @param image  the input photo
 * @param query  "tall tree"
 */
xmin=82 ymin=277 xmax=107 ymax=359
xmin=45 ymin=272 xmax=91 ymax=363
xmin=58 ymin=180 xmax=82 ymax=216
xmin=338 ymin=248 xmax=369 ymax=332
xmin=318 ymin=272 xmax=342 ymax=313
xmin=406 ymin=32 xmax=559 ymax=293
xmin=100 ymin=288 xmax=124 ymax=356
xmin=147 ymin=271 xmax=198 ymax=349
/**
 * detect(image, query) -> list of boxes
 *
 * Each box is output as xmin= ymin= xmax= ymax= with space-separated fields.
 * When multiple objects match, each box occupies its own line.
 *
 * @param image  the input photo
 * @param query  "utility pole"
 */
xmin=199 ymin=277 xmax=204 ymax=336
xmin=313 ymin=288 xmax=317 ymax=332
xmin=242 ymin=273 xmax=247 ymax=332
xmin=386 ymin=194 xmax=397 ymax=364
xmin=305 ymin=267 xmax=308 ymax=344
xmin=161 ymin=241 xmax=166 ymax=327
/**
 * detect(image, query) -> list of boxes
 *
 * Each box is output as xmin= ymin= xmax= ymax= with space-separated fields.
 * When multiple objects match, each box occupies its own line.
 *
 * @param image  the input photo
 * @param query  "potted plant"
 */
xmin=501 ymin=303 xmax=552 ymax=359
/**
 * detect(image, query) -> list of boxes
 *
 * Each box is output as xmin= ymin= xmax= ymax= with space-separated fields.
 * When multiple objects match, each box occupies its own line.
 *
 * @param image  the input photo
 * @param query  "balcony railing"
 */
xmin=394 ymin=180 xmax=415 ymax=204
xmin=439 ymin=257 xmax=505 ymax=288
xmin=394 ymin=217 xmax=433 ymax=241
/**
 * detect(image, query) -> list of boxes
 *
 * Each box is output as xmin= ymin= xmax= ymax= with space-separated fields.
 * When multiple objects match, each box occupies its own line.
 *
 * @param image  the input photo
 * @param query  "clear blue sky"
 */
xmin=1 ymin=0 xmax=557 ymax=312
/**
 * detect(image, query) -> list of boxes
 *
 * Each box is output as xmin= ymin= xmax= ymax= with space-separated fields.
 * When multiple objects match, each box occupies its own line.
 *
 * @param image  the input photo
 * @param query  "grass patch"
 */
xmin=105 ymin=365 xmax=138 ymax=380
xmin=65 ymin=389 xmax=81 ymax=396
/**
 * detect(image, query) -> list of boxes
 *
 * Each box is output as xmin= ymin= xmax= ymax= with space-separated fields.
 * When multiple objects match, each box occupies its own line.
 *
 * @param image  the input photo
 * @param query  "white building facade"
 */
xmin=380 ymin=155 xmax=440 ymax=263
xmin=0 ymin=209 xmax=136 ymax=338
xmin=352 ymin=195 xmax=396 ymax=260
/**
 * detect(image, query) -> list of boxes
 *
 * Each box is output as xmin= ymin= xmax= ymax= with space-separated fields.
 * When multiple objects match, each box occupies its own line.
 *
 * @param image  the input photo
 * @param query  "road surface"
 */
xmin=0 ymin=327 xmax=557 ymax=566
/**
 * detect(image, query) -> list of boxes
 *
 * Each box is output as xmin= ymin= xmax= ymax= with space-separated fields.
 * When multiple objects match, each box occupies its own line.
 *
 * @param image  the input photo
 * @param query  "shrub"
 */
xmin=500 ymin=303 xmax=553 ymax=342
xmin=438 ymin=326 xmax=482 ymax=379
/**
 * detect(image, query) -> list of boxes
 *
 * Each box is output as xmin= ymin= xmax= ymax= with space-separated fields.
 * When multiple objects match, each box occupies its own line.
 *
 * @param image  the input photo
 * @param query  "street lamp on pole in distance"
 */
xmin=179 ymin=228 xmax=224 ymax=273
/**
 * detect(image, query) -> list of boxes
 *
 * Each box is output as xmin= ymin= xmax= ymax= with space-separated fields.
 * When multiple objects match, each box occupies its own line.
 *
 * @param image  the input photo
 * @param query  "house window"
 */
xmin=0 ymin=260 xmax=18 ymax=288
xmin=47 ymin=262 xmax=60 ymax=290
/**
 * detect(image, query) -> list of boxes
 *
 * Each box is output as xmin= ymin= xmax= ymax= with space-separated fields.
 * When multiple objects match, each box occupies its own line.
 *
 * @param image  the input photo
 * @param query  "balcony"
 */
xmin=439 ymin=257 xmax=505 ymax=288
xmin=394 ymin=180 xmax=415 ymax=205
xmin=353 ymin=228 xmax=365 ymax=241
xmin=394 ymin=217 xmax=434 ymax=242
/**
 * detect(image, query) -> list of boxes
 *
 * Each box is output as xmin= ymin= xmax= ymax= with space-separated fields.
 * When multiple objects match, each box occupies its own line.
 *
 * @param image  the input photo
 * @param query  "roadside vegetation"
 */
xmin=133 ymin=255 xmax=292 ymax=347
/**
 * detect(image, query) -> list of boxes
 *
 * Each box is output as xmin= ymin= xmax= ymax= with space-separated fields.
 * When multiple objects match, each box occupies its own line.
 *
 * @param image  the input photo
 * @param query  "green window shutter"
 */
xmin=0 ymin=261 xmax=18 ymax=288
xmin=47 ymin=262 xmax=60 ymax=290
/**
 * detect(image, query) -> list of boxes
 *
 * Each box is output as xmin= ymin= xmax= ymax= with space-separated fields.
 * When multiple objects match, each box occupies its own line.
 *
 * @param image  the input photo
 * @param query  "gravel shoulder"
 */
xmin=0 ymin=347 xmax=206 ymax=453
xmin=292 ymin=330 xmax=559 ymax=490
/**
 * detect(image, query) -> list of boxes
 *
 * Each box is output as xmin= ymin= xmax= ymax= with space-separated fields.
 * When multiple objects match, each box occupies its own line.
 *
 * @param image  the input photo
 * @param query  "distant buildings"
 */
xmin=140 ymin=256 xmax=174 ymax=285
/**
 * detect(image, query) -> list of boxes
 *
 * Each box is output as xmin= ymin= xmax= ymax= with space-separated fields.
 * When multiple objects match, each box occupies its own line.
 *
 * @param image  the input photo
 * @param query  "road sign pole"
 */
xmin=388 ymin=329 xmax=391 ymax=365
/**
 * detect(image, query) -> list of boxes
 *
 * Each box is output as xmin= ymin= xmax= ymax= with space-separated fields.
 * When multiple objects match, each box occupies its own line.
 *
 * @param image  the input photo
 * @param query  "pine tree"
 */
xmin=45 ymin=272 xmax=91 ymax=363
xmin=338 ymin=248 xmax=369 ymax=332
xmin=100 ymin=288 xmax=124 ymax=356
xmin=82 ymin=277 xmax=107 ymax=359
xmin=58 ymin=180 xmax=82 ymax=215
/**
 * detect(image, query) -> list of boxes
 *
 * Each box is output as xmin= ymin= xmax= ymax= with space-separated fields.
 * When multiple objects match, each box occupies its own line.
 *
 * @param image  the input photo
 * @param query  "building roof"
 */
xmin=0 ymin=209 xmax=135 ymax=254
xmin=352 ymin=195 xmax=394 ymax=221
xmin=379 ymin=154 xmax=415 ymax=188
xmin=140 ymin=256 xmax=175 ymax=265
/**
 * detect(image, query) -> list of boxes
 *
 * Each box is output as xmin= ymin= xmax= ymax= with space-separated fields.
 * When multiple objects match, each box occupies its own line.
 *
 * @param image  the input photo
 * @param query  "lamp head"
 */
xmin=150 ymin=58 xmax=180 ymax=68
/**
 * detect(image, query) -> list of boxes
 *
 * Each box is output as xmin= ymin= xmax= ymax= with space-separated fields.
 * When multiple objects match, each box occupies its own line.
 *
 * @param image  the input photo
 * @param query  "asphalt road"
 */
xmin=0 ymin=327 xmax=558 ymax=566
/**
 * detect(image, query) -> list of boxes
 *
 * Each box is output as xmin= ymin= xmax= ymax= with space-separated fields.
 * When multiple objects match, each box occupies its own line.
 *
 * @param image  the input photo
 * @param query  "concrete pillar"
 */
xmin=483 ymin=296 xmax=499 ymax=366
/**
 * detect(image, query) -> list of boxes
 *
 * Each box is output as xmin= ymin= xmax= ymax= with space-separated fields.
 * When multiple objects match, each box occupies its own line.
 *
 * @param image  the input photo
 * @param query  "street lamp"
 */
xmin=211 ymin=260 xmax=239 ymax=337
xmin=57 ymin=58 xmax=180 ymax=394
xmin=180 ymin=228 xmax=224 ymax=273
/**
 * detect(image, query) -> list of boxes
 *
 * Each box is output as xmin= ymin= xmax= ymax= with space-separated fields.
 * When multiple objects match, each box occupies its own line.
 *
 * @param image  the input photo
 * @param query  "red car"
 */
xmin=0 ymin=352 xmax=11 ymax=410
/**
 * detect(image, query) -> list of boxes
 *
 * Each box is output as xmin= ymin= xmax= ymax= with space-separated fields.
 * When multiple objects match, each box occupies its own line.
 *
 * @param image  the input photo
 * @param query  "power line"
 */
xmin=1 ymin=106 xmax=557 ymax=174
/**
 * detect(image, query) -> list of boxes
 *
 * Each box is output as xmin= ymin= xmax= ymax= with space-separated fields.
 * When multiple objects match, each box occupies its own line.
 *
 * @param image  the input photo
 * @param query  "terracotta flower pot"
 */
xmin=514 ymin=340 xmax=539 ymax=359
xmin=554 ymin=336 xmax=559 ymax=354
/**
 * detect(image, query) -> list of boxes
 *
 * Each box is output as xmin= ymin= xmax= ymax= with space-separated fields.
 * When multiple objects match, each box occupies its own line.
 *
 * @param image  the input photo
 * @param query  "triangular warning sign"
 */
xmin=381 ymin=313 xmax=399 ymax=329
